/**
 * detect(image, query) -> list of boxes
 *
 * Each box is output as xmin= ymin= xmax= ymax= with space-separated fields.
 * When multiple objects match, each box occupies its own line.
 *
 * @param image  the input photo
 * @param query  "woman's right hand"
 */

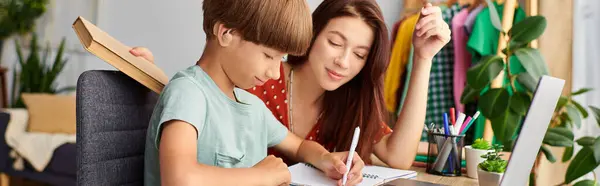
xmin=129 ymin=47 xmax=155 ymax=63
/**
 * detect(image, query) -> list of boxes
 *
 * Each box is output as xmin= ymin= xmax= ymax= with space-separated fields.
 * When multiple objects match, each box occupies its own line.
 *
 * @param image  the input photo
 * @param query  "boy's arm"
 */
xmin=272 ymin=131 xmax=329 ymax=166
xmin=159 ymin=120 xmax=286 ymax=186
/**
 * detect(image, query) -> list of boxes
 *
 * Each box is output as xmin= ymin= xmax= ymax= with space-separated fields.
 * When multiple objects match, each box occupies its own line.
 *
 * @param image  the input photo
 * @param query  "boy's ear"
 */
xmin=214 ymin=23 xmax=234 ymax=47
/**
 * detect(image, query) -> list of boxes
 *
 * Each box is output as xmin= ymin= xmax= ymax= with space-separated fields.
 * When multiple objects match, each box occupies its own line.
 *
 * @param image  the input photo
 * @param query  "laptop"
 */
xmin=383 ymin=75 xmax=565 ymax=186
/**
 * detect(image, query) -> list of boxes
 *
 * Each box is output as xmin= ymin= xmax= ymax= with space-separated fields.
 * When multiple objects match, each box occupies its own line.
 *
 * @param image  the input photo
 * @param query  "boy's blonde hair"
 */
xmin=203 ymin=0 xmax=312 ymax=56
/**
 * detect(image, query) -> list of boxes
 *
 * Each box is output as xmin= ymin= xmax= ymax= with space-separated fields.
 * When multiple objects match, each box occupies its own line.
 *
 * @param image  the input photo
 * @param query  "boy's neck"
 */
xmin=292 ymin=62 xmax=326 ymax=107
xmin=197 ymin=45 xmax=237 ymax=101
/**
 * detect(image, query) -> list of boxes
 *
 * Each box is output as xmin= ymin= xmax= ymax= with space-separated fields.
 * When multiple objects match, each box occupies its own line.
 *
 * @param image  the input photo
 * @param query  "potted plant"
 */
xmin=11 ymin=34 xmax=73 ymax=108
xmin=459 ymin=10 xmax=600 ymax=186
xmin=478 ymin=144 xmax=507 ymax=186
xmin=0 ymin=0 xmax=48 ymax=61
xmin=465 ymin=138 xmax=492 ymax=178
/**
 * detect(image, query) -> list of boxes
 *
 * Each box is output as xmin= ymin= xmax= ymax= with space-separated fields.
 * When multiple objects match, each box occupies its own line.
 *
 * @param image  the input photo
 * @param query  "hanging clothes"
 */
xmin=396 ymin=5 xmax=449 ymax=115
xmin=466 ymin=1 xmax=526 ymax=139
xmin=464 ymin=4 xmax=485 ymax=35
xmin=424 ymin=3 xmax=463 ymax=130
xmin=397 ymin=46 xmax=414 ymax=115
xmin=384 ymin=14 xmax=419 ymax=113
xmin=452 ymin=9 xmax=471 ymax=113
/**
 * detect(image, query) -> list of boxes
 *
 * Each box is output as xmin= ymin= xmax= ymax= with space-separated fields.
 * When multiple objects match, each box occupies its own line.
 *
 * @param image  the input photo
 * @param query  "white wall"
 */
xmin=572 ymin=0 xmax=600 ymax=180
xmin=0 ymin=0 xmax=403 ymax=103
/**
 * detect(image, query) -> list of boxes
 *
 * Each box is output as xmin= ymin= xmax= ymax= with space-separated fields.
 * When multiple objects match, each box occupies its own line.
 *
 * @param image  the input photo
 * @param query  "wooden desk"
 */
xmin=411 ymin=167 xmax=479 ymax=186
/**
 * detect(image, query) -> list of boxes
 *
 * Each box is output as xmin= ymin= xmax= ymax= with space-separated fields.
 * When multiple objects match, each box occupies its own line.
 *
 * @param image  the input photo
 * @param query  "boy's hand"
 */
xmin=129 ymin=47 xmax=155 ymax=63
xmin=318 ymin=152 xmax=364 ymax=186
xmin=253 ymin=155 xmax=291 ymax=186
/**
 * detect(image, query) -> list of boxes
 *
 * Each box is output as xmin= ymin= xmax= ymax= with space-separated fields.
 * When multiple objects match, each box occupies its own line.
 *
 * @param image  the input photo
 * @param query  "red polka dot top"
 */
xmin=245 ymin=64 xmax=393 ymax=164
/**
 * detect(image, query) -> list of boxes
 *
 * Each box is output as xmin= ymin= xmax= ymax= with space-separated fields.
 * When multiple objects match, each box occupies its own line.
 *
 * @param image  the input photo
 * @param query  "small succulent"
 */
xmin=472 ymin=138 xmax=491 ymax=150
xmin=479 ymin=144 xmax=507 ymax=173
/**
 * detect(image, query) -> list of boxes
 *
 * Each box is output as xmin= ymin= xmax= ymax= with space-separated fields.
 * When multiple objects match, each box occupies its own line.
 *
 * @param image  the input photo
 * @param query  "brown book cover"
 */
xmin=72 ymin=16 xmax=169 ymax=93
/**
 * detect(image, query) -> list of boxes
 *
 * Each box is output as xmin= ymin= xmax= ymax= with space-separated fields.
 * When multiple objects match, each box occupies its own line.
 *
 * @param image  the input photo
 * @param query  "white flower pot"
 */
xmin=477 ymin=168 xmax=504 ymax=186
xmin=465 ymin=145 xmax=491 ymax=178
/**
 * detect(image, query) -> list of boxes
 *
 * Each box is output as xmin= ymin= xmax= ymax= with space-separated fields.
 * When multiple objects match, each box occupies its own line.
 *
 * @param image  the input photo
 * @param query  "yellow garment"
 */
xmin=384 ymin=14 xmax=419 ymax=112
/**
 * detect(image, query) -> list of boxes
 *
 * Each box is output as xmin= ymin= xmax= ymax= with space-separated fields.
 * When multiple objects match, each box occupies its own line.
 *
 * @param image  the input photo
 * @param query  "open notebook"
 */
xmin=289 ymin=163 xmax=417 ymax=186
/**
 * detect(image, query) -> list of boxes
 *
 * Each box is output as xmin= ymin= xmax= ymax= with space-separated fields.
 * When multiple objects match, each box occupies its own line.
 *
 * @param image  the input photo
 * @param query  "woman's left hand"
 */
xmin=412 ymin=3 xmax=451 ymax=61
xmin=318 ymin=151 xmax=365 ymax=186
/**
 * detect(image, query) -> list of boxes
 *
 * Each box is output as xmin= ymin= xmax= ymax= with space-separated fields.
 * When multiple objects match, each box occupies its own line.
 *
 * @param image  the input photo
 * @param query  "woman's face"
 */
xmin=306 ymin=16 xmax=374 ymax=91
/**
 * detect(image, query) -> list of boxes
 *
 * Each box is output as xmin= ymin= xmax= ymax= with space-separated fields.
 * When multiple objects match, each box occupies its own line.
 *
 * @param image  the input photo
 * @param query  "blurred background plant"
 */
xmin=460 ymin=13 xmax=600 ymax=186
xmin=0 ymin=0 xmax=48 ymax=61
xmin=11 ymin=34 xmax=72 ymax=108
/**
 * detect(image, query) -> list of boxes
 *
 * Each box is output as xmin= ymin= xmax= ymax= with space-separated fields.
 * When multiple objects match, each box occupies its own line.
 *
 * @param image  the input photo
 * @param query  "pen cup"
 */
xmin=426 ymin=132 xmax=465 ymax=176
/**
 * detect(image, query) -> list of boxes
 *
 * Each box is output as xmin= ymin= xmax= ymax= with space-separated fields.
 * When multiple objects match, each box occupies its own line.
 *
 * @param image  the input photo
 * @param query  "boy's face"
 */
xmin=222 ymin=34 xmax=286 ymax=89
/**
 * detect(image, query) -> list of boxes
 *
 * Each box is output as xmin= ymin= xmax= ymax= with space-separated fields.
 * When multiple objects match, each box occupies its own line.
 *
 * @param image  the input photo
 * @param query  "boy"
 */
xmin=144 ymin=0 xmax=365 ymax=185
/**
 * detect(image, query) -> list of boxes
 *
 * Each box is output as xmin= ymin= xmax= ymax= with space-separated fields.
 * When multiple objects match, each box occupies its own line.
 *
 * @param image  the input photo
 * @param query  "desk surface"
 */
xmin=411 ymin=167 xmax=479 ymax=186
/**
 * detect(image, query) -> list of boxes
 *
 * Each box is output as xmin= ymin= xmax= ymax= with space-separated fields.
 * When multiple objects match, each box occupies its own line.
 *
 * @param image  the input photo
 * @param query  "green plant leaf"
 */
xmin=503 ymin=41 xmax=528 ymax=55
xmin=508 ymin=16 xmax=547 ymax=44
xmin=510 ymin=92 xmax=531 ymax=116
xmin=479 ymin=158 xmax=508 ymax=173
xmin=556 ymin=96 xmax=569 ymax=112
xmin=565 ymin=147 xmax=599 ymax=184
xmin=543 ymin=127 xmax=574 ymax=147
xmin=9 ymin=34 xmax=70 ymax=99
xmin=42 ymin=42 xmax=50 ymax=66
xmin=540 ymin=145 xmax=556 ymax=163
xmin=572 ymin=88 xmax=594 ymax=96
xmin=490 ymin=110 xmax=521 ymax=144
xmin=567 ymin=104 xmax=582 ymax=129
xmin=467 ymin=55 xmax=504 ymax=90
xmin=592 ymin=137 xmax=600 ymax=163
xmin=529 ymin=173 xmax=535 ymax=186
xmin=484 ymin=0 xmax=503 ymax=32
xmin=517 ymin=73 xmax=538 ymax=92
xmin=10 ymin=63 xmax=18 ymax=108
xmin=563 ymin=146 xmax=574 ymax=163
xmin=472 ymin=138 xmax=491 ymax=150
xmin=514 ymin=48 xmax=549 ymax=82
xmin=14 ymin=39 xmax=24 ymax=67
xmin=479 ymin=89 xmax=510 ymax=118
xmin=52 ymin=38 xmax=66 ymax=71
xmin=560 ymin=112 xmax=573 ymax=128
xmin=460 ymin=85 xmax=479 ymax=104
xmin=590 ymin=106 xmax=600 ymax=128
xmin=573 ymin=180 xmax=598 ymax=186
xmin=577 ymin=137 xmax=595 ymax=146
xmin=572 ymin=100 xmax=589 ymax=119
xmin=0 ymin=0 xmax=48 ymax=39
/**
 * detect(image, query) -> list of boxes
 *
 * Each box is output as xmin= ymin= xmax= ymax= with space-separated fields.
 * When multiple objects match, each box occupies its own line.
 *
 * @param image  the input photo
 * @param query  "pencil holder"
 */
xmin=426 ymin=132 xmax=465 ymax=176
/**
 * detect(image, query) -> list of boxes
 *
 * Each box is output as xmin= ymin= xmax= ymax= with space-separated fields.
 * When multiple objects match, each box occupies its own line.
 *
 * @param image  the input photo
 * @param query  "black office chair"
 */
xmin=76 ymin=70 xmax=159 ymax=186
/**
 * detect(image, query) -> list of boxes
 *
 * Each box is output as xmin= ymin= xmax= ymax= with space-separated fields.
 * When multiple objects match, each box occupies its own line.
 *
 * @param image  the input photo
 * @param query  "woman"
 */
xmin=131 ymin=0 xmax=450 ymax=169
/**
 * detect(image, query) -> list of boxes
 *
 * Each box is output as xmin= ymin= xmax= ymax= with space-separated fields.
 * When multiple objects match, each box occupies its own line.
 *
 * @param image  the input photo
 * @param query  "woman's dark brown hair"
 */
xmin=287 ymin=0 xmax=390 ymax=163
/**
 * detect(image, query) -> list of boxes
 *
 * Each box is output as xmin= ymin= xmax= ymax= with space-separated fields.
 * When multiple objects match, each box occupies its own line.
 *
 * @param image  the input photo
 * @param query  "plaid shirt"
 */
xmin=423 ymin=4 xmax=463 ymax=140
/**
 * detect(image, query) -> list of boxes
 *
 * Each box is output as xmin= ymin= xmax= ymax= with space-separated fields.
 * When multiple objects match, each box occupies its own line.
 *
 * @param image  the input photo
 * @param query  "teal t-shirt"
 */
xmin=144 ymin=65 xmax=289 ymax=185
